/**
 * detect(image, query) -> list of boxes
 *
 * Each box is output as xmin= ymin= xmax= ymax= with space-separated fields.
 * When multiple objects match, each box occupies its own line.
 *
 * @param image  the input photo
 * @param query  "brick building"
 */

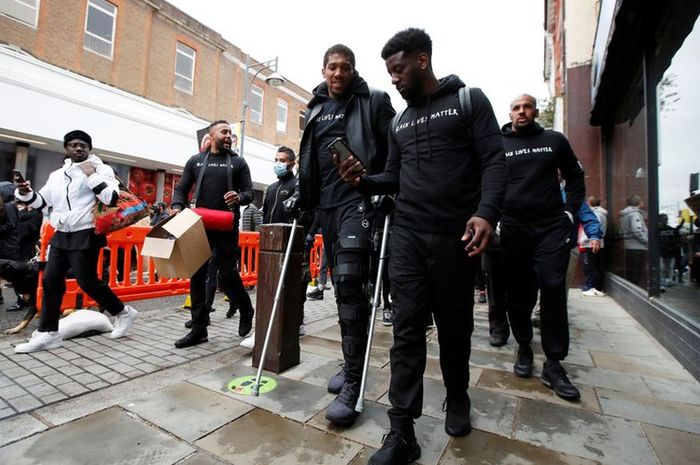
xmin=0 ymin=0 xmax=311 ymax=203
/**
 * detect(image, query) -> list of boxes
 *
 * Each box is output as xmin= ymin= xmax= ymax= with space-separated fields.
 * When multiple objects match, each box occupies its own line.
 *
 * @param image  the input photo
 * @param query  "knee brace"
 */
xmin=334 ymin=235 xmax=371 ymax=321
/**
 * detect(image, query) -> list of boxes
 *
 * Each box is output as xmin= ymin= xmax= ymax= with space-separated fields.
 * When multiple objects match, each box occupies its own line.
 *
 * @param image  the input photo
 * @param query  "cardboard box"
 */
xmin=140 ymin=208 xmax=211 ymax=279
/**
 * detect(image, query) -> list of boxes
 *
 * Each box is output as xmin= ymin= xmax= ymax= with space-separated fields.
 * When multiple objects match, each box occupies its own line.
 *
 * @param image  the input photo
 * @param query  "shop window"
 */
xmin=175 ymin=42 xmax=196 ymax=94
xmin=276 ymin=99 xmax=288 ymax=133
xmin=0 ymin=0 xmax=40 ymax=27
xmin=250 ymin=85 xmax=263 ymax=124
xmin=84 ymin=0 xmax=117 ymax=59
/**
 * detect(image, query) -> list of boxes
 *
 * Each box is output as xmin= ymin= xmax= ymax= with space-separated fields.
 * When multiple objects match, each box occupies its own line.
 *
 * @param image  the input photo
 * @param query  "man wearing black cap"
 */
xmin=13 ymin=130 xmax=138 ymax=353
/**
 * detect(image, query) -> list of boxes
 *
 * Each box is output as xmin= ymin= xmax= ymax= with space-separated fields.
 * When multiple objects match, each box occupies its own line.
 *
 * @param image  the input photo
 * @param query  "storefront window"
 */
xmin=606 ymin=75 xmax=649 ymax=290
xmin=656 ymin=18 xmax=700 ymax=325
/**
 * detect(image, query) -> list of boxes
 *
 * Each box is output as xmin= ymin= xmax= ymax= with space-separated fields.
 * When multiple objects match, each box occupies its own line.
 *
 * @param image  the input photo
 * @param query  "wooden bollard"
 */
xmin=252 ymin=223 xmax=304 ymax=373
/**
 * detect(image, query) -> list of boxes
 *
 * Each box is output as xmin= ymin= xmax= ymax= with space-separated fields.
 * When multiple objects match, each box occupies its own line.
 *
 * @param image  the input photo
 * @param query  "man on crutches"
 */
xmin=285 ymin=44 xmax=395 ymax=427
xmin=338 ymin=29 xmax=506 ymax=464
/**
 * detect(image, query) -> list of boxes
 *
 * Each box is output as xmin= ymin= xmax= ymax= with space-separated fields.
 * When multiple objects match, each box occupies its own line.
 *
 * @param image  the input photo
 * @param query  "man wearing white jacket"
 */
xmin=13 ymin=130 xmax=137 ymax=353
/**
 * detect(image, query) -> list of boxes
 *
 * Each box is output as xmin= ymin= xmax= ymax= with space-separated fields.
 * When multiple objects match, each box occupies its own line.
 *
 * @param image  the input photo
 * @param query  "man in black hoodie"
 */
xmin=500 ymin=94 xmax=585 ymax=401
xmin=286 ymin=44 xmax=395 ymax=427
xmin=339 ymin=28 xmax=506 ymax=464
xmin=262 ymin=146 xmax=298 ymax=225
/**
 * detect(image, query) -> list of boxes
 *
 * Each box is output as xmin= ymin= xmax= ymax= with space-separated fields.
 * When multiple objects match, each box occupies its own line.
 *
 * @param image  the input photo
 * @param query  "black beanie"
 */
xmin=63 ymin=130 xmax=92 ymax=150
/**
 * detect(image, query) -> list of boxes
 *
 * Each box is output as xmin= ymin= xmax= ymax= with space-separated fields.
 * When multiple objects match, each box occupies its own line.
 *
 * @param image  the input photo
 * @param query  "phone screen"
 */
xmin=13 ymin=170 xmax=25 ymax=183
xmin=328 ymin=138 xmax=357 ymax=163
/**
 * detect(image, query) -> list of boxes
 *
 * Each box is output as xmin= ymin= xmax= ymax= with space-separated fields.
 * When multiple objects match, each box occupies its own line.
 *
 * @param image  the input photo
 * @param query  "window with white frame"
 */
xmin=83 ymin=0 xmax=117 ymax=59
xmin=0 ymin=0 xmax=40 ymax=27
xmin=250 ymin=85 xmax=263 ymax=124
xmin=276 ymin=99 xmax=288 ymax=133
xmin=174 ymin=42 xmax=196 ymax=94
xmin=299 ymin=109 xmax=305 ymax=137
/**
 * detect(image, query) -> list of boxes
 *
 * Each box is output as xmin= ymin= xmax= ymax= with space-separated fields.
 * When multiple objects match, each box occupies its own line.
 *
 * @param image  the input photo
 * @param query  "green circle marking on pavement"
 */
xmin=228 ymin=375 xmax=277 ymax=395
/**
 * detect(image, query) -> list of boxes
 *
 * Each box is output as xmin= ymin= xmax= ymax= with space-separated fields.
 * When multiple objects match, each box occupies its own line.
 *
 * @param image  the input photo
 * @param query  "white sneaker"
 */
xmin=15 ymin=331 xmax=63 ymax=353
xmin=240 ymin=333 xmax=255 ymax=349
xmin=581 ymin=289 xmax=597 ymax=297
xmin=110 ymin=305 xmax=138 ymax=339
xmin=299 ymin=324 xmax=306 ymax=336
xmin=592 ymin=289 xmax=606 ymax=297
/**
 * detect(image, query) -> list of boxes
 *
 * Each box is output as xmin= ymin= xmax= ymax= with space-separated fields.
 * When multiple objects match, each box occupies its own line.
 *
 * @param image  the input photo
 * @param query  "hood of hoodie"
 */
xmin=406 ymin=74 xmax=463 ymax=108
xmin=501 ymin=121 xmax=545 ymax=137
xmin=0 ymin=181 xmax=14 ymax=202
xmin=620 ymin=205 xmax=643 ymax=218
xmin=62 ymin=154 xmax=105 ymax=174
xmin=308 ymin=73 xmax=370 ymax=108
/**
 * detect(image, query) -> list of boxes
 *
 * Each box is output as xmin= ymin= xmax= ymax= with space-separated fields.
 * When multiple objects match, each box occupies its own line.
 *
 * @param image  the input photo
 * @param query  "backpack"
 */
xmin=390 ymin=86 xmax=473 ymax=137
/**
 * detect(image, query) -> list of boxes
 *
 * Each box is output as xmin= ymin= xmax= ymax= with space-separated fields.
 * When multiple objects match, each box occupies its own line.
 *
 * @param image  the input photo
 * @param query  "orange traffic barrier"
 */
xmin=35 ymin=224 xmax=318 ymax=311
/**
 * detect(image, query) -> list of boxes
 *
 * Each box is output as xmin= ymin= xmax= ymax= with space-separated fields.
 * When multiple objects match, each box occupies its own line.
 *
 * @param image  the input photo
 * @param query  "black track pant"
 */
xmin=190 ymin=230 xmax=252 ymax=332
xmin=387 ymin=226 xmax=477 ymax=428
xmin=484 ymin=246 xmax=509 ymax=337
xmin=318 ymin=201 xmax=372 ymax=383
xmin=501 ymin=217 xmax=571 ymax=361
xmin=40 ymin=246 xmax=124 ymax=332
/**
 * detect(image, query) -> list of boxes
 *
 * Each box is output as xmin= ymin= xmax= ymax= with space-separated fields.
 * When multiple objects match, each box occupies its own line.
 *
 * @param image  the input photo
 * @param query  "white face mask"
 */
xmin=273 ymin=162 xmax=289 ymax=177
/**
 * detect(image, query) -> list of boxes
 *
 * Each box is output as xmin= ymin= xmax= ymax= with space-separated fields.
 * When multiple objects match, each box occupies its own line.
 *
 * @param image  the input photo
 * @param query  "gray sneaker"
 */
xmin=327 ymin=365 xmax=345 ymax=394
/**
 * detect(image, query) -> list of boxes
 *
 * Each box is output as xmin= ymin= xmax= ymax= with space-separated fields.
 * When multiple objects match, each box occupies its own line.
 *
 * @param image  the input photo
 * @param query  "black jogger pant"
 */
xmin=501 ymin=216 xmax=571 ymax=361
xmin=387 ymin=226 xmax=477 ymax=429
xmin=40 ymin=246 xmax=124 ymax=332
xmin=190 ymin=230 xmax=252 ymax=332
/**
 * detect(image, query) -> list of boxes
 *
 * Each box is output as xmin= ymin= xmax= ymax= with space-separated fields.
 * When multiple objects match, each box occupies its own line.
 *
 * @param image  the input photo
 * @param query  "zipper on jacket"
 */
xmin=270 ymin=183 xmax=283 ymax=220
xmin=64 ymin=171 xmax=73 ymax=210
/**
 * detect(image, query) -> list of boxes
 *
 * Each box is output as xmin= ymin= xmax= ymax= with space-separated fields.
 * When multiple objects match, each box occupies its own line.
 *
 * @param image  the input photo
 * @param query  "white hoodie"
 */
xmin=15 ymin=154 xmax=119 ymax=233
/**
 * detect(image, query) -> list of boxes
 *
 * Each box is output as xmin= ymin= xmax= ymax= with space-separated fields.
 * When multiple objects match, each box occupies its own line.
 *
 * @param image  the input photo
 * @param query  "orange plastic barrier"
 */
xmin=309 ymin=234 xmax=325 ymax=280
xmin=36 ymin=224 xmax=316 ymax=311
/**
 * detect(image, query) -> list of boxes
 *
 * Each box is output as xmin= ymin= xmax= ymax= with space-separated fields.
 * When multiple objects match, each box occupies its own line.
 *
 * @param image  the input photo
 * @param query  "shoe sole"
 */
xmin=175 ymin=338 xmax=208 ymax=349
xmin=514 ymin=367 xmax=533 ymax=378
xmin=445 ymin=423 xmax=472 ymax=437
xmin=325 ymin=411 xmax=359 ymax=427
xmin=382 ymin=321 xmax=393 ymax=327
xmin=489 ymin=338 xmax=508 ymax=347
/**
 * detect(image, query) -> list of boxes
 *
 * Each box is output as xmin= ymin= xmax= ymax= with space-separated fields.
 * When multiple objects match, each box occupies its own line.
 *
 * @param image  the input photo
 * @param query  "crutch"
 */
xmin=356 ymin=197 xmax=393 ymax=413
xmin=252 ymin=218 xmax=298 ymax=396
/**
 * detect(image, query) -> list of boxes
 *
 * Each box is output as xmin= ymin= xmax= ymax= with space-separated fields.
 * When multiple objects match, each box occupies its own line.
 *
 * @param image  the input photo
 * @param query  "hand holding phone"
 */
xmin=13 ymin=170 xmax=32 ymax=195
xmin=330 ymin=138 xmax=365 ymax=187
xmin=12 ymin=170 xmax=25 ymax=184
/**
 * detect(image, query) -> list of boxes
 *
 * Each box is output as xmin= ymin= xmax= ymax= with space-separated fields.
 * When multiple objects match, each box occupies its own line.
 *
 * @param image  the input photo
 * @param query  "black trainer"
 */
xmin=174 ymin=329 xmax=208 ymax=348
xmin=514 ymin=344 xmax=533 ymax=378
xmin=325 ymin=380 xmax=360 ymax=426
xmin=489 ymin=330 xmax=509 ymax=347
xmin=226 ymin=304 xmax=238 ymax=319
xmin=443 ymin=394 xmax=472 ymax=437
xmin=382 ymin=305 xmax=393 ymax=326
xmin=327 ymin=365 xmax=346 ymax=394
xmin=542 ymin=360 xmax=581 ymax=400
xmin=238 ymin=306 xmax=254 ymax=337
xmin=368 ymin=429 xmax=421 ymax=465
xmin=306 ymin=288 xmax=324 ymax=301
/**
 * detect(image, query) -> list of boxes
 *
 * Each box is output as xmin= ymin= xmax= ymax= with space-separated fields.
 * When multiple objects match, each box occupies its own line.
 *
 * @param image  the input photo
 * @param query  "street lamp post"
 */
xmin=239 ymin=55 xmax=286 ymax=158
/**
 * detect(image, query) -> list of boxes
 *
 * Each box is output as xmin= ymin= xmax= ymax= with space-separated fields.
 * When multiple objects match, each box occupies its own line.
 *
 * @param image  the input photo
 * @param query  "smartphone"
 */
xmin=328 ymin=137 xmax=362 ymax=165
xmin=12 ymin=169 xmax=25 ymax=184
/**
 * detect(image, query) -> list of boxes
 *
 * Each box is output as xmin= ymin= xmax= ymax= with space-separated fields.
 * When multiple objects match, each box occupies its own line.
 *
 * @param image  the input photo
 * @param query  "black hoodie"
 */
xmin=360 ymin=75 xmax=506 ymax=234
xmin=500 ymin=122 xmax=585 ymax=225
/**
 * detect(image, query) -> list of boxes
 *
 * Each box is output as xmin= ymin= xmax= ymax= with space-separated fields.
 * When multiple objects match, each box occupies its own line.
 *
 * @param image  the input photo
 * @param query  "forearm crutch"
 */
xmin=355 ymin=212 xmax=391 ymax=413
xmin=252 ymin=218 xmax=298 ymax=396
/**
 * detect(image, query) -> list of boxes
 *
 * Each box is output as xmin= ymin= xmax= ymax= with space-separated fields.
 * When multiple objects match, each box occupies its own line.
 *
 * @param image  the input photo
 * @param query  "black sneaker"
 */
xmin=368 ymin=429 xmax=421 ymax=465
xmin=443 ymin=394 xmax=472 ymax=437
xmin=382 ymin=306 xmax=393 ymax=326
xmin=489 ymin=330 xmax=509 ymax=347
xmin=306 ymin=288 xmax=324 ymax=301
xmin=174 ymin=329 xmax=208 ymax=348
xmin=514 ymin=344 xmax=533 ymax=378
xmin=327 ymin=365 xmax=346 ymax=394
xmin=238 ymin=306 xmax=254 ymax=337
xmin=226 ymin=305 xmax=238 ymax=319
xmin=542 ymin=360 xmax=581 ymax=400
xmin=325 ymin=380 xmax=360 ymax=426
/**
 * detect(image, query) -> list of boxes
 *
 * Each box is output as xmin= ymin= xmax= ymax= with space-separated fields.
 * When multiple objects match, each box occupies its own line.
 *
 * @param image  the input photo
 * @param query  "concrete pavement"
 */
xmin=1 ymin=287 xmax=699 ymax=464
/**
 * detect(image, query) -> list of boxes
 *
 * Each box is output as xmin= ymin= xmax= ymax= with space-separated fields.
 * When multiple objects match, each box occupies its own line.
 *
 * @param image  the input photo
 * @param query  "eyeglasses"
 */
xmin=67 ymin=142 xmax=89 ymax=149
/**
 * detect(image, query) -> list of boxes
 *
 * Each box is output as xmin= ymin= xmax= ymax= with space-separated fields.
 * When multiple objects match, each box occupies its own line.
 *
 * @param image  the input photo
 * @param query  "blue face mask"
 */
xmin=273 ymin=162 xmax=289 ymax=177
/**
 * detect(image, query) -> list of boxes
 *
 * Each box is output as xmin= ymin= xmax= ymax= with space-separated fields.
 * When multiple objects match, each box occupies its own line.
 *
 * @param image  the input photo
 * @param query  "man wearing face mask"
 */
xmin=13 ymin=130 xmax=138 ymax=353
xmin=262 ymin=146 xmax=298 ymax=225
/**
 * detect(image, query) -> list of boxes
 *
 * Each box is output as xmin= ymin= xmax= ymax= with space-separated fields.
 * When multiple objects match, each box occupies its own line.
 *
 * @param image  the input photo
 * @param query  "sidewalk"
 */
xmin=1 ymin=288 xmax=699 ymax=464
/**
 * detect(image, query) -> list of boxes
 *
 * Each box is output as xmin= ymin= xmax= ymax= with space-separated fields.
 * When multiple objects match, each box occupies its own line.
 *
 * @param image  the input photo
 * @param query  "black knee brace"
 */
xmin=334 ymin=235 xmax=371 ymax=321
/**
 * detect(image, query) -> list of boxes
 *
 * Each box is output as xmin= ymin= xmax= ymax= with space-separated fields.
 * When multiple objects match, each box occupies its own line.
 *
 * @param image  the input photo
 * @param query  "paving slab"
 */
xmin=424 ymin=355 xmax=483 ymax=386
xmin=188 ymin=363 xmax=336 ymax=423
xmin=0 ymin=407 xmax=193 ymax=465
xmin=120 ymin=381 xmax=254 ymax=441
xmin=641 ymin=423 xmax=700 ymax=465
xmin=566 ymin=365 xmax=654 ymax=397
xmin=0 ymin=413 xmax=48 ymax=447
xmin=476 ymin=368 xmax=600 ymax=413
xmin=513 ymin=398 xmax=657 ymax=465
xmin=195 ymin=408 xmax=362 ymax=465
xmin=300 ymin=359 xmax=390 ymax=402
xmin=597 ymin=387 xmax=700 ymax=434
xmin=176 ymin=452 xmax=230 ymax=465
xmin=590 ymin=351 xmax=695 ymax=381
xmin=642 ymin=375 xmax=700 ymax=405
xmin=441 ymin=428 xmax=599 ymax=465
